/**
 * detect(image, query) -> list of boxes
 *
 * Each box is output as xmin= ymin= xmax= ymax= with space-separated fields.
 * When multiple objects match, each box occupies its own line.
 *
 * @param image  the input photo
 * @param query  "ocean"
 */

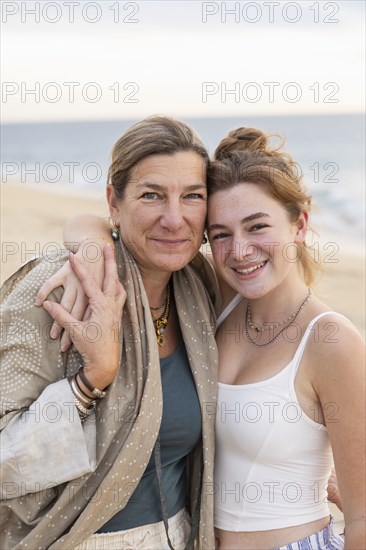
xmin=1 ymin=114 xmax=365 ymax=253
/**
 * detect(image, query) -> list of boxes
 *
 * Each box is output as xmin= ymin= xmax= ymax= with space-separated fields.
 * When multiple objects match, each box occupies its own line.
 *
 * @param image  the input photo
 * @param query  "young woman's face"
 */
xmin=207 ymin=183 xmax=307 ymax=299
xmin=107 ymin=152 xmax=207 ymax=276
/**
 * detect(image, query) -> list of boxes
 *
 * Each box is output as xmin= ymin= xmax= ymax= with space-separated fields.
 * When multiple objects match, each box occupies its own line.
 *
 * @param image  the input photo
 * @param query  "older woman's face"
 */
xmin=107 ymin=152 xmax=207 ymax=275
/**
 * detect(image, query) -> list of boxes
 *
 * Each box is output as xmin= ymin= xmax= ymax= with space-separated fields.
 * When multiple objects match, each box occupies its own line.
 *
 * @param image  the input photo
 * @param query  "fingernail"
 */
xmin=43 ymin=301 xmax=52 ymax=313
xmin=35 ymin=297 xmax=41 ymax=306
xmin=50 ymin=327 xmax=58 ymax=339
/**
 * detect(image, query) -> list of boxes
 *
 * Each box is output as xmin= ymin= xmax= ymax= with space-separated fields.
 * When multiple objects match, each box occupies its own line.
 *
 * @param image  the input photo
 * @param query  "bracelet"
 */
xmin=73 ymin=396 xmax=95 ymax=422
xmin=70 ymin=377 xmax=96 ymax=408
xmin=78 ymin=368 xmax=107 ymax=399
xmin=74 ymin=373 xmax=95 ymax=401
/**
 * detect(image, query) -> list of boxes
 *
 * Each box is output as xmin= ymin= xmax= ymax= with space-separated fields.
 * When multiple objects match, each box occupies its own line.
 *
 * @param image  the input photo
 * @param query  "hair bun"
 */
xmin=214 ymin=127 xmax=270 ymax=160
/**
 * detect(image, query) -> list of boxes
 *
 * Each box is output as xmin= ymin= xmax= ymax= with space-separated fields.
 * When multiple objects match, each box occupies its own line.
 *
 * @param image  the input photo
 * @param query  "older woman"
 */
xmin=40 ymin=125 xmax=365 ymax=549
xmin=0 ymin=117 xmax=219 ymax=549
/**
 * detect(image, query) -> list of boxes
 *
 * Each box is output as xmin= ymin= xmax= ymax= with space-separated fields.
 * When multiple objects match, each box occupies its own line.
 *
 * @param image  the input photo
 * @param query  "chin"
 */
xmin=230 ymin=279 xmax=268 ymax=300
xmin=155 ymin=254 xmax=193 ymax=273
xmin=164 ymin=246 xmax=201 ymax=268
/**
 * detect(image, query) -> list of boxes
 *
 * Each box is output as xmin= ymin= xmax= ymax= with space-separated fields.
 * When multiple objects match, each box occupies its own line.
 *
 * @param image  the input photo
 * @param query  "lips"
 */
xmin=152 ymin=238 xmax=189 ymax=245
xmin=232 ymin=260 xmax=268 ymax=275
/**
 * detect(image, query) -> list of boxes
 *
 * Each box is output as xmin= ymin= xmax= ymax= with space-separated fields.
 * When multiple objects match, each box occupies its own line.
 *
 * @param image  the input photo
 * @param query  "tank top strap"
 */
xmin=216 ymin=294 xmax=244 ymax=329
xmin=289 ymin=311 xmax=338 ymax=380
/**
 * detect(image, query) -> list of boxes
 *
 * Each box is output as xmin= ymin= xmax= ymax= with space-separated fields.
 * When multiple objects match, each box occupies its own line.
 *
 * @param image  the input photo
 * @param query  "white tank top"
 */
xmin=214 ymin=296 xmax=336 ymax=532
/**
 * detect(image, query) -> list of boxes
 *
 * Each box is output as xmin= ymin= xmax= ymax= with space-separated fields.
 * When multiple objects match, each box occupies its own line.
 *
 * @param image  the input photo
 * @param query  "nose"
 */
xmin=229 ymin=235 xmax=257 ymax=261
xmin=160 ymin=200 xmax=185 ymax=231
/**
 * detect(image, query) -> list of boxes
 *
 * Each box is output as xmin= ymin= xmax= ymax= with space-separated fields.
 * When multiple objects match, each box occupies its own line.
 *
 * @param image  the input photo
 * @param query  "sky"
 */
xmin=1 ymin=0 xmax=365 ymax=122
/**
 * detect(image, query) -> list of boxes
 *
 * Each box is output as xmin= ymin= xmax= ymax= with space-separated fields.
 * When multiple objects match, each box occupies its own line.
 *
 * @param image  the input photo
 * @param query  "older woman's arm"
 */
xmin=314 ymin=316 xmax=365 ymax=549
xmin=1 ymin=248 xmax=125 ymax=498
xmin=42 ymin=248 xmax=126 ymax=391
xmin=1 ymin=380 xmax=97 ymax=499
xmin=1 ymin=256 xmax=96 ymax=498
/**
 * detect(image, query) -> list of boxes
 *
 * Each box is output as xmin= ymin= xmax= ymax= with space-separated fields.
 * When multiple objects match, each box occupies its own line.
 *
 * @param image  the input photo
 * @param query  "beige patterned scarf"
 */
xmin=0 ymin=240 xmax=220 ymax=549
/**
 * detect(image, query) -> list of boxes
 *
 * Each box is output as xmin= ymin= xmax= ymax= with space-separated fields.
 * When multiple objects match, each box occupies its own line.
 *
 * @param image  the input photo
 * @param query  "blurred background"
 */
xmin=1 ymin=0 xmax=365 ymax=529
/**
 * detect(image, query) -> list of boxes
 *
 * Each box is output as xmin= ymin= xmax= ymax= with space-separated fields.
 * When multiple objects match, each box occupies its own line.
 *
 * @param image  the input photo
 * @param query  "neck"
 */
xmin=247 ymin=280 xmax=309 ymax=326
xmin=141 ymin=271 xmax=172 ymax=309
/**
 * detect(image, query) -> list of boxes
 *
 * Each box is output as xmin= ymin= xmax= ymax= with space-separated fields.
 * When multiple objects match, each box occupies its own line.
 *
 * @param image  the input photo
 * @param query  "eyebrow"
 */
xmin=136 ymin=183 xmax=206 ymax=191
xmin=207 ymin=212 xmax=270 ymax=232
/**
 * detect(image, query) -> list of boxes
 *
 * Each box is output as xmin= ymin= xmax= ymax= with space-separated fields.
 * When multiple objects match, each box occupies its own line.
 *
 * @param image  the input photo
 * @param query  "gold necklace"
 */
xmin=151 ymin=283 xmax=171 ymax=347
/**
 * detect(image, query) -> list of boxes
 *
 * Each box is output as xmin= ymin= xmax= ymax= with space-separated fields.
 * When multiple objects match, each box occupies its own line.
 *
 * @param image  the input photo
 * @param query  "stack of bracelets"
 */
xmin=69 ymin=367 xmax=107 ymax=421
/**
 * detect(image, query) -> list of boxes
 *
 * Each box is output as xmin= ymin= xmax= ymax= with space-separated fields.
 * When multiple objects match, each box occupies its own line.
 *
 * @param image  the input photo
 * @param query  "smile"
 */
xmin=153 ymin=239 xmax=188 ymax=245
xmin=233 ymin=261 xmax=267 ymax=275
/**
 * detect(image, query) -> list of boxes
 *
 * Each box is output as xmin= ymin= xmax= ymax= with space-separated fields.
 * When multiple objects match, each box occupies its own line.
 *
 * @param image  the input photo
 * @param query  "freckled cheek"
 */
xmin=211 ymin=242 xmax=228 ymax=265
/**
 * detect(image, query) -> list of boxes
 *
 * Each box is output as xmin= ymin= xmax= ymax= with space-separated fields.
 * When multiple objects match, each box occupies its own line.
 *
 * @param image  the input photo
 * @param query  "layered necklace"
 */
xmin=150 ymin=283 xmax=172 ymax=347
xmin=244 ymin=288 xmax=311 ymax=348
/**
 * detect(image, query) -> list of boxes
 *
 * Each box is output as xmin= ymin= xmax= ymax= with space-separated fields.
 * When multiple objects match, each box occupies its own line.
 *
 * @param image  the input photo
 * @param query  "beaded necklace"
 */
xmin=244 ymin=288 xmax=311 ymax=348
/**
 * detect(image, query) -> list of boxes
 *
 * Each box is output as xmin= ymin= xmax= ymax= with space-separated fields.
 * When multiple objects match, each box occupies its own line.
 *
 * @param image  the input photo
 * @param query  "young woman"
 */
xmin=206 ymin=128 xmax=364 ymax=549
xmin=34 ymin=125 xmax=365 ymax=549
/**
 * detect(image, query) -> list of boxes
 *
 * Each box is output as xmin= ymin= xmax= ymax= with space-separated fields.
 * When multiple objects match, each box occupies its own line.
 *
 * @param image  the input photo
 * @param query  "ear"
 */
xmin=106 ymin=185 xmax=120 ymax=226
xmin=294 ymin=211 xmax=308 ymax=243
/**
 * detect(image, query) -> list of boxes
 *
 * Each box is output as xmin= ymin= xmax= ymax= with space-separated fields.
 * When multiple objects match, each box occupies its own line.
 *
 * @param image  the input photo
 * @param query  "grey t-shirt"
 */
xmin=98 ymin=342 xmax=202 ymax=532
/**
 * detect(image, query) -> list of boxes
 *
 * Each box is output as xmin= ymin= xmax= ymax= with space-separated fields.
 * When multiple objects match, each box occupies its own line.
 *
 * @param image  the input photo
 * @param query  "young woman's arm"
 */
xmin=313 ymin=316 xmax=365 ymax=549
xmin=63 ymin=214 xmax=112 ymax=252
xmin=36 ymin=215 xmax=112 ymax=350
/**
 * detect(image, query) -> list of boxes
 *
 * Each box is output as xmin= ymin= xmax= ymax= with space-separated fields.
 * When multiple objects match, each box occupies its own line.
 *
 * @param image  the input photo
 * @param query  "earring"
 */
xmin=109 ymin=218 xmax=120 ymax=241
xmin=202 ymin=233 xmax=208 ymax=244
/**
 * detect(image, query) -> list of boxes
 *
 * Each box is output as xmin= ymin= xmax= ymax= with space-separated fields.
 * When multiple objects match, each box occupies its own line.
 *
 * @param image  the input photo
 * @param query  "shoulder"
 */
xmin=1 ymin=253 xmax=68 ymax=311
xmin=1 ymin=254 xmax=70 ymax=414
xmin=308 ymin=311 xmax=365 ymax=388
xmin=309 ymin=311 xmax=364 ymax=354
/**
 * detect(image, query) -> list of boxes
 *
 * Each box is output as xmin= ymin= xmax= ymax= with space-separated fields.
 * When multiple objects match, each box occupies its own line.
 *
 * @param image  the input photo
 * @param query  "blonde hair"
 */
xmin=108 ymin=116 xmax=209 ymax=200
xmin=207 ymin=127 xmax=319 ymax=286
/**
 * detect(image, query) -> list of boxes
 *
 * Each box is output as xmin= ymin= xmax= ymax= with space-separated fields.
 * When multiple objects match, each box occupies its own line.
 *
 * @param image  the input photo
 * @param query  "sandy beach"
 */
xmin=2 ymin=180 xmax=364 ymax=530
xmin=1 ymin=181 xmax=109 ymax=283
